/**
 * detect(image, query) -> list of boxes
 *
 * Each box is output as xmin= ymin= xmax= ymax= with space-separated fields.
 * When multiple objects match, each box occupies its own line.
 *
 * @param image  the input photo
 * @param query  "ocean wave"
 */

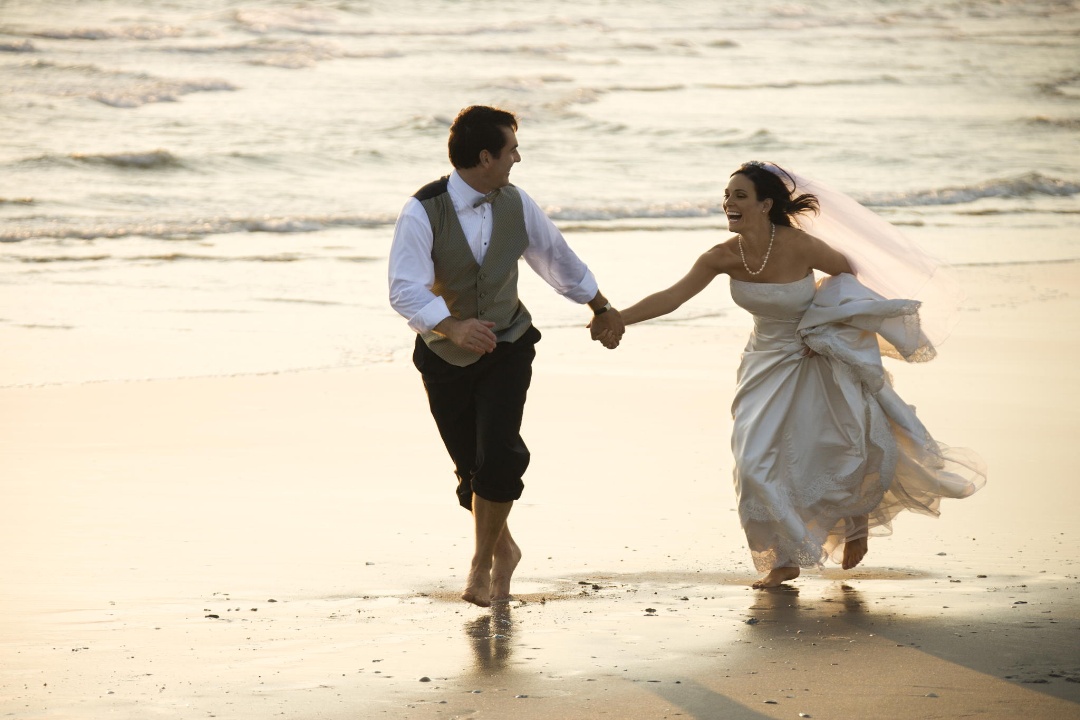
xmin=71 ymin=150 xmax=181 ymax=169
xmin=5 ymin=176 xmax=1076 ymax=241
xmin=2 ymin=171 xmax=1075 ymax=242
xmin=0 ymin=40 xmax=36 ymax=52
xmin=608 ymin=83 xmax=688 ymax=93
xmin=4 ymin=252 xmax=379 ymax=265
xmin=166 ymin=38 xmax=351 ymax=70
xmin=7 ymin=60 xmax=236 ymax=108
xmin=91 ymin=78 xmax=235 ymax=108
xmin=548 ymin=202 xmax=720 ymax=223
xmin=701 ymin=128 xmax=777 ymax=148
xmin=1039 ymin=73 xmax=1080 ymax=98
xmin=703 ymin=75 xmax=900 ymax=91
xmin=231 ymin=7 xmax=343 ymax=35
xmin=959 ymin=207 xmax=1080 ymax=216
xmin=954 ymin=257 xmax=1080 ymax=269
xmin=859 ymin=173 xmax=1080 ymax=207
xmin=10 ymin=255 xmax=112 ymax=263
xmin=546 ymin=174 xmax=1079 ymax=219
xmin=0 ymin=213 xmax=397 ymax=242
xmin=228 ymin=7 xmax=536 ymax=40
xmin=30 ymin=25 xmax=184 ymax=41
xmin=12 ymin=149 xmax=182 ymax=170
xmin=1029 ymin=116 xmax=1080 ymax=130
xmin=4 ymin=252 xmax=301 ymax=264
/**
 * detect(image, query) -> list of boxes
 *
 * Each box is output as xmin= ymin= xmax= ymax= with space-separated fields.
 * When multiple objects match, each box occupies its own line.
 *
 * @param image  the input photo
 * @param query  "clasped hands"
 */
xmin=588 ymin=309 xmax=624 ymax=350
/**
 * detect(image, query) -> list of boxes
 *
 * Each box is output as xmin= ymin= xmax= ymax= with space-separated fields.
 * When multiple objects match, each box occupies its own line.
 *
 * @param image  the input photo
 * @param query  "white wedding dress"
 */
xmin=730 ymin=272 xmax=986 ymax=572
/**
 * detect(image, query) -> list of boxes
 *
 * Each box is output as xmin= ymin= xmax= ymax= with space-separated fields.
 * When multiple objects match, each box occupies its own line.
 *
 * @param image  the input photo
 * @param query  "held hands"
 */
xmin=587 ymin=308 xmax=625 ymax=349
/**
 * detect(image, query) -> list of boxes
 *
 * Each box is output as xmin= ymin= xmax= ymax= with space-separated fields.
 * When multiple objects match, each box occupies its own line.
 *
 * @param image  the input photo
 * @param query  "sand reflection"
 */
xmin=748 ymin=584 xmax=802 ymax=620
xmin=746 ymin=582 xmax=870 ymax=623
xmin=464 ymin=603 xmax=514 ymax=674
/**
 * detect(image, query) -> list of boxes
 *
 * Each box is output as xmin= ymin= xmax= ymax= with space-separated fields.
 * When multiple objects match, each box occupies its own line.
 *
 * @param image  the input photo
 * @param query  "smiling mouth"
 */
xmin=726 ymin=212 xmax=742 ymax=222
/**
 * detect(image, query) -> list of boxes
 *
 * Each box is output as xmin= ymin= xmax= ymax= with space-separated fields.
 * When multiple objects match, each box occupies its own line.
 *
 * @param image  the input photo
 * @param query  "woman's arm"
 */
xmin=804 ymin=233 xmax=853 ymax=276
xmin=621 ymin=248 xmax=727 ymax=325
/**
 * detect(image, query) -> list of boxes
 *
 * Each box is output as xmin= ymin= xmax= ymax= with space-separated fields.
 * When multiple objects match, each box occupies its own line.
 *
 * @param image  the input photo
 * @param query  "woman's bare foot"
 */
xmin=842 ymin=536 xmax=868 ymax=570
xmin=752 ymin=566 xmax=800 ymax=589
xmin=462 ymin=559 xmax=493 ymax=607
xmin=490 ymin=535 xmax=521 ymax=603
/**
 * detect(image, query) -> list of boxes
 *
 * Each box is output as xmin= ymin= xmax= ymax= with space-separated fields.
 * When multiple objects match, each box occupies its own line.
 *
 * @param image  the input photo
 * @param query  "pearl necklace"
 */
xmin=737 ymin=223 xmax=775 ymax=276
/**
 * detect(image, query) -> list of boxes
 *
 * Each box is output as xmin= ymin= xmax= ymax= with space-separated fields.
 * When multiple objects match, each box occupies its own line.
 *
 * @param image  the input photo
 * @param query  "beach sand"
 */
xmin=2 ymin=259 xmax=1079 ymax=719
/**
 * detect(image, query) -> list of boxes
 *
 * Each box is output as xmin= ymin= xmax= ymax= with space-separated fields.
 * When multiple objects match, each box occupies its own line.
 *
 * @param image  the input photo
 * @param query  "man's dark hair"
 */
xmin=448 ymin=106 xmax=518 ymax=169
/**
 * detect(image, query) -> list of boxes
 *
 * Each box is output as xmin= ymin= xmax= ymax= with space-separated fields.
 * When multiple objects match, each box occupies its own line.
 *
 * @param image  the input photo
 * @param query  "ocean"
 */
xmin=2 ymin=0 xmax=1078 ymax=385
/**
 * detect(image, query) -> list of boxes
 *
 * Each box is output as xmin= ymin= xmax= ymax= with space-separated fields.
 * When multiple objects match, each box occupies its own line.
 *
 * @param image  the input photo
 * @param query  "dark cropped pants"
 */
xmin=412 ymin=326 xmax=540 ymax=510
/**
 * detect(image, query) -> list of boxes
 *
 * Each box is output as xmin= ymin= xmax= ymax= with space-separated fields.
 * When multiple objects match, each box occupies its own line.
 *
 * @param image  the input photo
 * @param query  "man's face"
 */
xmin=485 ymin=126 xmax=520 ymax=188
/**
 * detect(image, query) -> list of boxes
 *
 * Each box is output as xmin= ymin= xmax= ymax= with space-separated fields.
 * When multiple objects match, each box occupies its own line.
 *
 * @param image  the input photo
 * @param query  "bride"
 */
xmin=614 ymin=162 xmax=986 ymax=588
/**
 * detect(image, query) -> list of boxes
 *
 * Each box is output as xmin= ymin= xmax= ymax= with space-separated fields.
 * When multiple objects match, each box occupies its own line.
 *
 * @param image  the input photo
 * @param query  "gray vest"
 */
xmin=415 ymin=177 xmax=533 ymax=367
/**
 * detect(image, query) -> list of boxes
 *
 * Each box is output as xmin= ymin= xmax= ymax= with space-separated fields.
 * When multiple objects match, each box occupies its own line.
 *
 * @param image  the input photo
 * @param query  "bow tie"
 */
xmin=473 ymin=189 xmax=500 ymax=208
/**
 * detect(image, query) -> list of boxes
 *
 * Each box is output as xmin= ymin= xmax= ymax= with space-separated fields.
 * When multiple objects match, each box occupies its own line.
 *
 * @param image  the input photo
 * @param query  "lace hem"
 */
xmin=739 ymin=421 xmax=986 ymax=572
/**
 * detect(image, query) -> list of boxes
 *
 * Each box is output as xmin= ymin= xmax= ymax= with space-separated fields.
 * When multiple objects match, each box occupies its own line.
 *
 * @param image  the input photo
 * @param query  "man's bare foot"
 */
xmin=462 ymin=561 xmax=493 ymax=607
xmin=752 ymin=566 xmax=800 ymax=589
xmin=842 ymin=536 xmax=868 ymax=570
xmin=490 ymin=537 xmax=522 ymax=603
xmin=463 ymin=495 xmax=513 ymax=608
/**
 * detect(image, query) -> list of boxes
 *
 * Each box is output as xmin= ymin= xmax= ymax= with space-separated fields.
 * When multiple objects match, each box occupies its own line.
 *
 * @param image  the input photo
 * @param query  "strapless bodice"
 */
xmin=730 ymin=274 xmax=816 ymax=349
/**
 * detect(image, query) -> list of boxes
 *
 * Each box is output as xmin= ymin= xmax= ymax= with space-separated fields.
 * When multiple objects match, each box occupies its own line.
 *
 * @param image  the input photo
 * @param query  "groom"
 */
xmin=388 ymin=105 xmax=624 ymax=606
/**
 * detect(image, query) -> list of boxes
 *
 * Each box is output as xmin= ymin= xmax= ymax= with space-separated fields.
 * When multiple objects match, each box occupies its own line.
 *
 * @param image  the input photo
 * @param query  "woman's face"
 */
xmin=723 ymin=173 xmax=767 ymax=232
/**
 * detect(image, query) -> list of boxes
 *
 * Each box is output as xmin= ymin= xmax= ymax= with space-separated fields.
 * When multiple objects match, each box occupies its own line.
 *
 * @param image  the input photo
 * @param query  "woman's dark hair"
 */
xmin=731 ymin=161 xmax=819 ymax=228
xmin=448 ymin=106 xmax=518 ymax=169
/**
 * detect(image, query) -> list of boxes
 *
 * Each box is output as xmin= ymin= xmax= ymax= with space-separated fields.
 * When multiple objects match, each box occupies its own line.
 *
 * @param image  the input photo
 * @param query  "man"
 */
xmin=388 ymin=105 xmax=623 ymax=607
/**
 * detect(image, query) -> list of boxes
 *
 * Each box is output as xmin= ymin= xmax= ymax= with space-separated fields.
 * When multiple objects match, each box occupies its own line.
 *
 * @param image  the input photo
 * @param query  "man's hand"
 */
xmin=437 ymin=317 xmax=497 ymax=354
xmin=589 ymin=308 xmax=625 ymax=349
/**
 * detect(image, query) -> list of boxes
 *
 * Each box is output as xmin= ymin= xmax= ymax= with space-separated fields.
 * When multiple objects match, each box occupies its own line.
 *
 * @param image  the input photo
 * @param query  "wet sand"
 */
xmin=1 ymin=261 xmax=1078 ymax=719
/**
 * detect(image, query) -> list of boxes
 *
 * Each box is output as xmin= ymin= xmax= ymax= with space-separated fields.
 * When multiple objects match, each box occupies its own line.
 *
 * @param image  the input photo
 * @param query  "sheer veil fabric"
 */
xmin=760 ymin=162 xmax=964 ymax=349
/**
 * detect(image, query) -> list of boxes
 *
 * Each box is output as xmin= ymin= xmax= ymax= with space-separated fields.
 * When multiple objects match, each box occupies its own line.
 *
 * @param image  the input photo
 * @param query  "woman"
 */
xmin=617 ymin=162 xmax=986 ymax=588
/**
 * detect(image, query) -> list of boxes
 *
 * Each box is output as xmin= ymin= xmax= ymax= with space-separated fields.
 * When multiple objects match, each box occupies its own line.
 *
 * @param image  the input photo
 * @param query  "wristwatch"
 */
xmin=593 ymin=301 xmax=612 ymax=316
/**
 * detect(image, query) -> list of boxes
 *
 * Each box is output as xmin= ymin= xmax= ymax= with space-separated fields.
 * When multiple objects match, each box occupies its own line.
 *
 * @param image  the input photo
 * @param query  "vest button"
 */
xmin=478 ymin=273 xmax=487 ymax=280
xmin=478 ymin=310 xmax=485 ymax=316
xmin=479 ymin=292 xmax=486 ymax=298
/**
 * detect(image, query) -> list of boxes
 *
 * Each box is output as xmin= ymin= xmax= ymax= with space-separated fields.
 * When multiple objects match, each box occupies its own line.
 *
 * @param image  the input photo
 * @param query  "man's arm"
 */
xmin=388 ymin=200 xmax=449 ymax=330
xmin=388 ymin=198 xmax=497 ymax=354
xmin=517 ymin=188 xmax=623 ymax=349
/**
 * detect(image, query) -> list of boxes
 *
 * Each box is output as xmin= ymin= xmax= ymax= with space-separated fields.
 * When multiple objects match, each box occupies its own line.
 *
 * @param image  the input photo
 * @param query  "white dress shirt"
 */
xmin=388 ymin=171 xmax=599 ymax=333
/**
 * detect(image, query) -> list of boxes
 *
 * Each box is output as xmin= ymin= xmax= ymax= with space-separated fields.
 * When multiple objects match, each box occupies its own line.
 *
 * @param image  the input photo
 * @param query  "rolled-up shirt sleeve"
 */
xmin=388 ymin=198 xmax=451 ymax=334
xmin=518 ymin=188 xmax=598 ymax=303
